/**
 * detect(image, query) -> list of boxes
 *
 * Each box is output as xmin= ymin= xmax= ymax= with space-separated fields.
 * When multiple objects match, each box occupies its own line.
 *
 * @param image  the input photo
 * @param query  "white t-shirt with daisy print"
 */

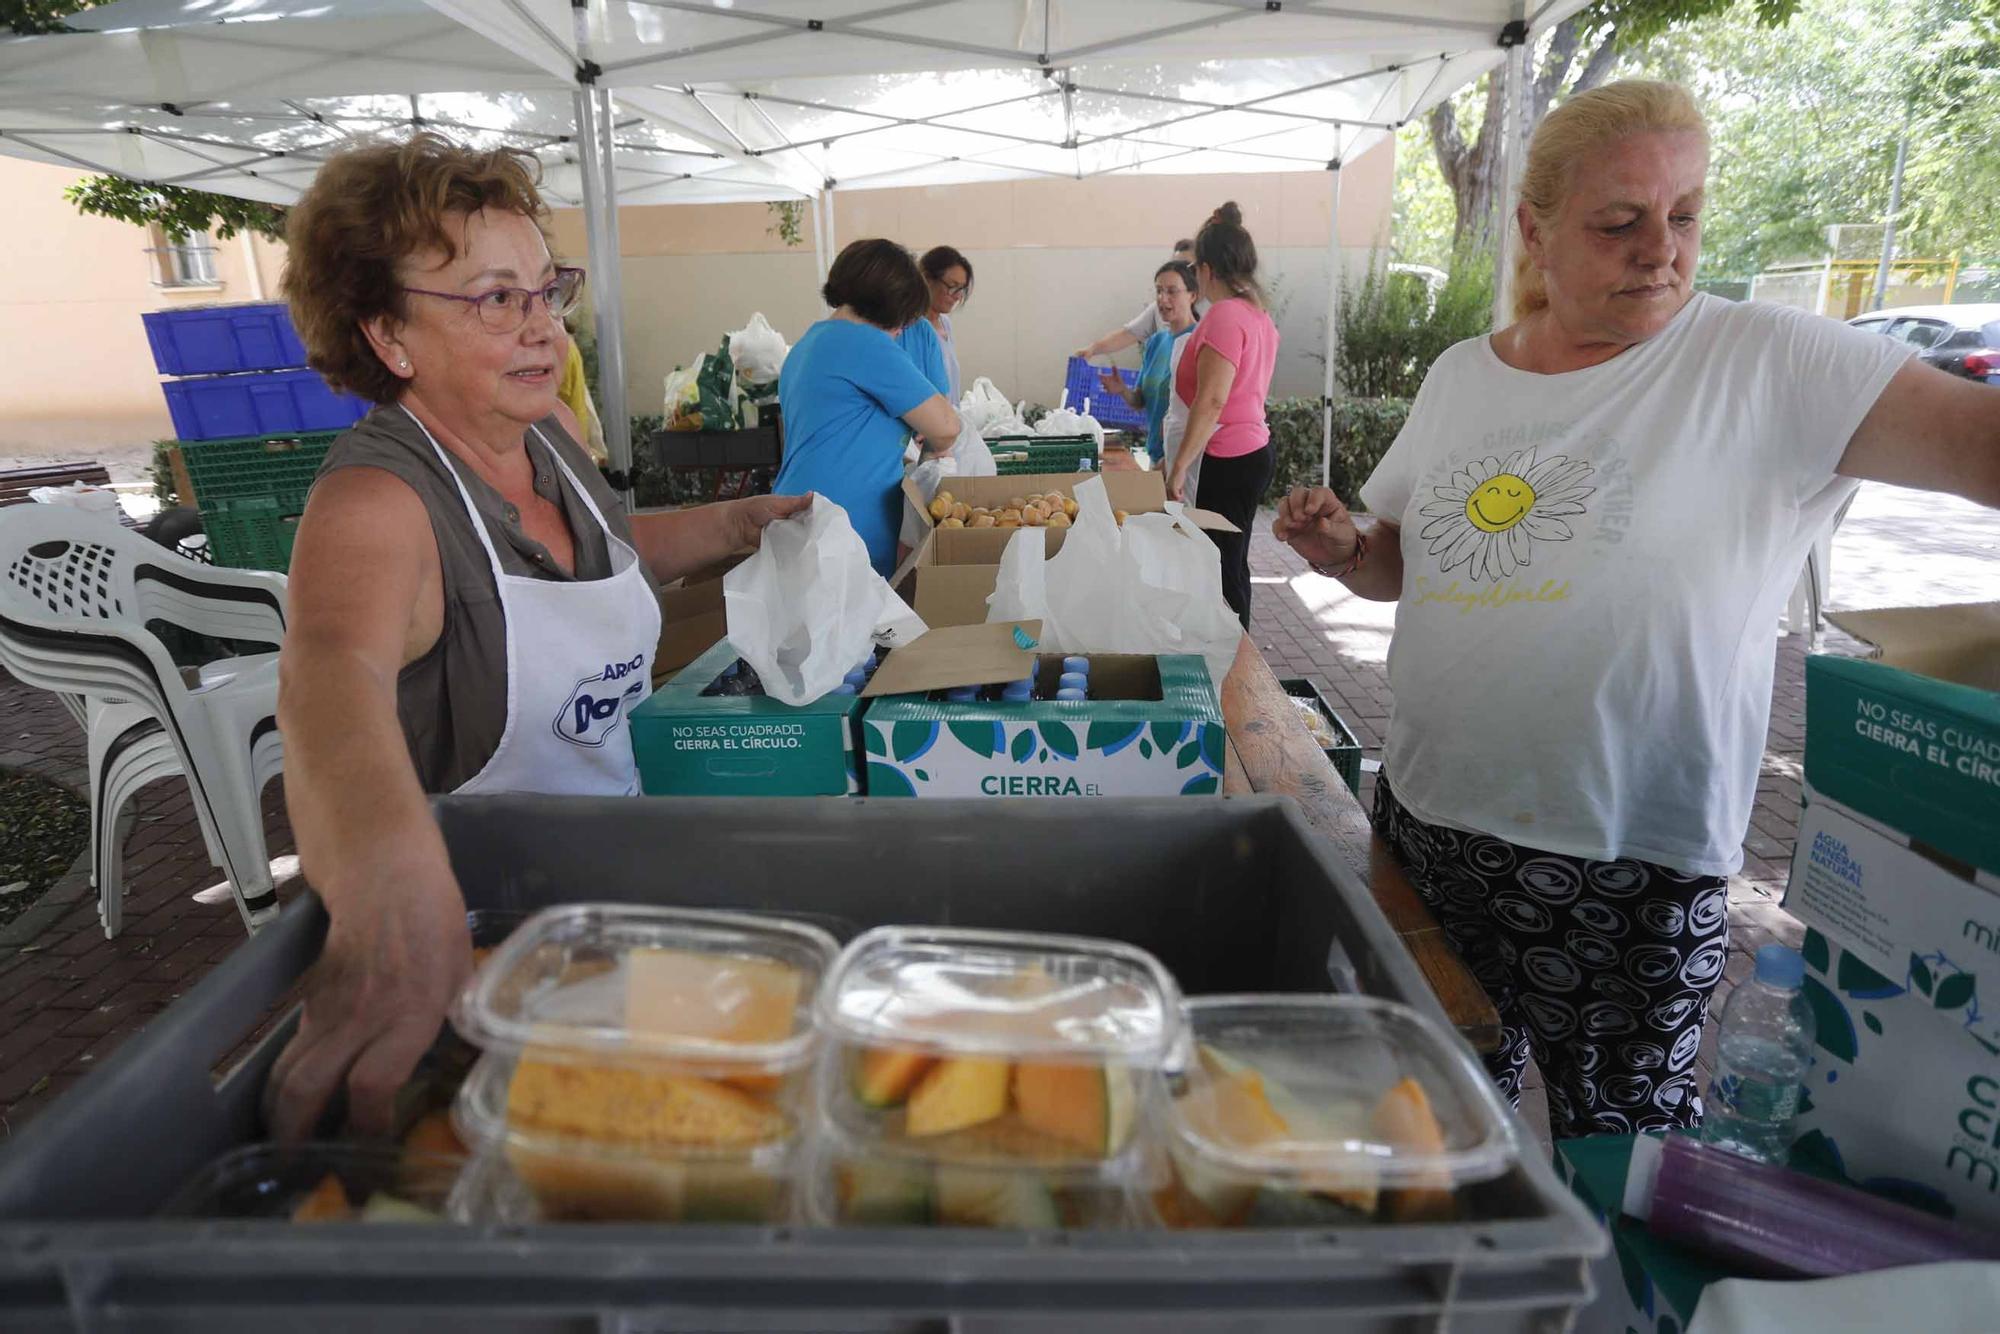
xmin=1359 ymin=294 xmax=1913 ymax=877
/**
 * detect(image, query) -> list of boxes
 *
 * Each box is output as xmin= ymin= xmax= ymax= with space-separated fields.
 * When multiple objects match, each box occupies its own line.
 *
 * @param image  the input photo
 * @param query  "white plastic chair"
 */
xmin=0 ymin=505 xmax=289 ymax=936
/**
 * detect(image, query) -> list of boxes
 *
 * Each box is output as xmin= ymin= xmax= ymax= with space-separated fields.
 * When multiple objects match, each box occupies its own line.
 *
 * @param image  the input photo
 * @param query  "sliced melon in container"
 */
xmin=854 ymin=1048 xmax=937 ymax=1108
xmin=1011 ymin=1060 xmax=1137 ymax=1156
xmin=505 ymin=1056 xmax=787 ymax=1149
xmin=835 ymin=1159 xmax=934 ymax=1225
xmin=933 ymin=1166 xmax=1061 ymax=1229
xmin=905 ymin=1057 xmax=1011 ymax=1138
xmin=1371 ymin=1076 xmax=1456 ymax=1222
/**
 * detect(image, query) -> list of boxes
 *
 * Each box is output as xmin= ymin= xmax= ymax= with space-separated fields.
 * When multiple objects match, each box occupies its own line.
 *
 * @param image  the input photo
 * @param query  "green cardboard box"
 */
xmin=1804 ymin=604 xmax=2000 ymax=876
xmin=1556 ymin=1135 xmax=1723 ymax=1334
xmin=629 ymin=638 xmax=862 ymax=797
xmin=860 ymin=648 xmax=1225 ymax=799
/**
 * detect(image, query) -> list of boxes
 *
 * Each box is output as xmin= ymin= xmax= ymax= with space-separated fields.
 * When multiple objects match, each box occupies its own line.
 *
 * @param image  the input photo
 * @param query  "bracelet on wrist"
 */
xmin=1308 ymin=527 xmax=1368 ymax=580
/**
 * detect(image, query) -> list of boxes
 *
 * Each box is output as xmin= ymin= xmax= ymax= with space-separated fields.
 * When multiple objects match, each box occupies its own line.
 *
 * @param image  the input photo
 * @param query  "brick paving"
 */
xmin=0 ymin=481 xmax=1990 ymax=1151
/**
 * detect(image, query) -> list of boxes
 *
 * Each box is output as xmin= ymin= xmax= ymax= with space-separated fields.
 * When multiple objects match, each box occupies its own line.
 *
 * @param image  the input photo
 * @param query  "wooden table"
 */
xmin=1219 ymin=637 xmax=1504 ymax=1052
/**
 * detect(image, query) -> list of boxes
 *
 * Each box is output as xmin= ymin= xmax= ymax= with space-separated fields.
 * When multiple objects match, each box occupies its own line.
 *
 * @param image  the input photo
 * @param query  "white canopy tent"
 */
xmin=0 ymin=0 xmax=1586 ymax=487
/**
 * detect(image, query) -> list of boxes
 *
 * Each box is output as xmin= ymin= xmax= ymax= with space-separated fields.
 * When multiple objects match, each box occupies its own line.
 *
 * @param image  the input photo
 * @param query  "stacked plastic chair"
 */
xmin=0 ymin=505 xmax=288 ymax=936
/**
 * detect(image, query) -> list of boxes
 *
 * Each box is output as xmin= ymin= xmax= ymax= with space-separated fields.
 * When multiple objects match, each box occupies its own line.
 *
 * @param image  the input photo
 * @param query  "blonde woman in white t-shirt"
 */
xmin=1274 ymin=80 xmax=2000 ymax=1140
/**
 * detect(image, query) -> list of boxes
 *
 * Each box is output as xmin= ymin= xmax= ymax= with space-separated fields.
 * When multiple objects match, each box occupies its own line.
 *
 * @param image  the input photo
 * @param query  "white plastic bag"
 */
xmin=986 ymin=476 xmax=1241 ymax=687
xmin=724 ymin=496 xmax=926 ymax=705
xmin=728 ymin=312 xmax=789 ymax=384
xmin=957 ymin=377 xmax=1030 ymax=437
xmin=663 ymin=365 xmax=699 ymax=428
xmin=30 ymin=483 xmax=122 ymax=515
xmin=1034 ymin=405 xmax=1106 ymax=448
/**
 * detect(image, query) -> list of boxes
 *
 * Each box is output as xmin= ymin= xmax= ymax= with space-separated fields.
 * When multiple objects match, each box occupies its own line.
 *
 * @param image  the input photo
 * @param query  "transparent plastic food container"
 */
xmin=163 ymin=1143 xmax=467 ymax=1223
xmin=1151 ymin=995 xmax=1519 ymax=1229
xmin=807 ymin=1126 xmax=1153 ymax=1230
xmin=453 ymin=1052 xmax=801 ymax=1223
xmin=816 ymin=926 xmax=1182 ymax=1167
xmin=449 ymin=905 xmax=836 ymax=1224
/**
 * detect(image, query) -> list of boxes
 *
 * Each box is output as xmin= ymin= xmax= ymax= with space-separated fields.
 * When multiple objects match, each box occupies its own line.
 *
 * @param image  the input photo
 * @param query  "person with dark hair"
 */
xmin=920 ymin=245 xmax=973 ymax=402
xmin=268 ymin=133 xmax=806 ymax=1142
xmin=775 ymin=238 xmax=963 ymax=575
xmin=1097 ymin=259 xmax=1198 ymax=467
xmin=1173 ymin=202 xmax=1279 ymax=627
xmin=1071 ymin=238 xmax=1207 ymax=362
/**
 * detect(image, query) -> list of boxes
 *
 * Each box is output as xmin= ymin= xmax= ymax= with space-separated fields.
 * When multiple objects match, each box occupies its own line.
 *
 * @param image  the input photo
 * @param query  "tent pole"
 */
xmin=1321 ymin=159 xmax=1342 ymax=491
xmin=1491 ymin=30 xmax=1527 ymax=332
xmin=810 ymin=191 xmax=827 ymax=291
xmin=822 ymin=183 xmax=837 ymax=267
xmin=574 ymin=82 xmax=632 ymax=502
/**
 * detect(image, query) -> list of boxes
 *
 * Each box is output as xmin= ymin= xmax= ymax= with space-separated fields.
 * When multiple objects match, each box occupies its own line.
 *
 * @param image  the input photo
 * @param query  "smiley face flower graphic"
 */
xmin=1417 ymin=449 xmax=1596 ymax=582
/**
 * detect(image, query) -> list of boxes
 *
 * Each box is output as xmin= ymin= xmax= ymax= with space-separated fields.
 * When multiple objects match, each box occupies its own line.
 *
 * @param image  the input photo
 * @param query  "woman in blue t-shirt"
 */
xmin=1098 ymin=260 xmax=1199 ymax=466
xmin=776 ymin=240 xmax=962 ymax=575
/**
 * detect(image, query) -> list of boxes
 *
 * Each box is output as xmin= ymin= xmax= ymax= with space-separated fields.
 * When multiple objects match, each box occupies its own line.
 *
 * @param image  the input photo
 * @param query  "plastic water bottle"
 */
xmin=1703 ymin=944 xmax=1816 ymax=1164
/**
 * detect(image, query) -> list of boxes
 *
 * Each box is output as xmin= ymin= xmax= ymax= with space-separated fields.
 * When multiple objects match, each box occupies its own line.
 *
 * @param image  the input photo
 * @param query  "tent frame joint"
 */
xmin=1498 ymin=19 xmax=1529 ymax=47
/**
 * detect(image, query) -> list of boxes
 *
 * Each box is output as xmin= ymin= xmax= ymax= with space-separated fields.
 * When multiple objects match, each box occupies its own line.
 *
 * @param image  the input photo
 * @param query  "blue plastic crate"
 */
xmin=142 ymin=303 xmax=309 ymax=376
xmin=1063 ymin=355 xmax=1149 ymax=431
xmin=162 ymin=369 xmax=369 ymax=442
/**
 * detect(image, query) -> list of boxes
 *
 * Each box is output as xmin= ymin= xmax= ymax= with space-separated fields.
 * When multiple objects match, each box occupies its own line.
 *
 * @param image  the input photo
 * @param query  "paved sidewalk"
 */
xmin=1245 ymin=481 xmax=1997 ymax=1146
xmin=0 ymin=482 xmax=1990 ymax=1148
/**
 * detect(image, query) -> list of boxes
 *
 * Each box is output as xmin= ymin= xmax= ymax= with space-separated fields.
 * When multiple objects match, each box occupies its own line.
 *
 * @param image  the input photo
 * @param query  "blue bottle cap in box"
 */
xmin=1754 ymin=944 xmax=1804 ymax=989
xmin=1055 ymin=687 xmax=1086 ymax=701
xmin=829 ymin=683 xmax=858 ymax=696
xmin=1058 ymin=672 xmax=1088 ymax=693
xmin=1062 ymin=656 xmax=1090 ymax=674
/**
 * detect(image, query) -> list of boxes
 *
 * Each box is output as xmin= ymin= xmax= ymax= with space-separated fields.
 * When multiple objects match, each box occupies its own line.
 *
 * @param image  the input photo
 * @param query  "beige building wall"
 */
xmin=0 ymin=139 xmax=1391 ymax=454
xmin=0 ymin=156 xmax=286 ymax=453
xmin=549 ymin=140 xmax=1395 ymax=414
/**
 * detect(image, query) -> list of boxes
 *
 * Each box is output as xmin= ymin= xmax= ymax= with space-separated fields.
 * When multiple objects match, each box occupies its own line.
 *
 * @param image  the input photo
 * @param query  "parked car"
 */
xmin=1847 ymin=303 xmax=2000 ymax=384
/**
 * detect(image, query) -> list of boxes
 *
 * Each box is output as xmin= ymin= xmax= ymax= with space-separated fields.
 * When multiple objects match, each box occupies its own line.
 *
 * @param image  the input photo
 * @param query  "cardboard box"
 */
xmin=895 ymin=471 xmax=1238 ymax=628
xmin=1784 ymin=604 xmax=2000 ymax=1230
xmin=629 ymin=639 xmax=863 ymax=797
xmin=1782 ymin=796 xmax=2000 ymax=1229
xmin=653 ymin=572 xmax=727 ymax=684
xmin=859 ymin=634 xmax=1226 ymax=799
xmin=1804 ymin=604 xmax=2000 ymax=875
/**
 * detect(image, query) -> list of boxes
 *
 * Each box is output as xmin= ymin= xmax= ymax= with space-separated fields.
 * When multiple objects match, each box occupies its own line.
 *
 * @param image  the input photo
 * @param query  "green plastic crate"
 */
xmin=178 ymin=432 xmax=336 ymax=510
xmin=200 ymin=496 xmax=303 ymax=573
xmin=1279 ymin=677 xmax=1363 ymax=796
xmin=987 ymin=433 xmax=1097 ymax=476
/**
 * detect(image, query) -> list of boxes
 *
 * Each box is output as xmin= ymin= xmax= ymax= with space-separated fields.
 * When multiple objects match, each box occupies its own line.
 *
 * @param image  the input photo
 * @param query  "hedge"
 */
xmin=1262 ymin=395 xmax=1410 ymax=510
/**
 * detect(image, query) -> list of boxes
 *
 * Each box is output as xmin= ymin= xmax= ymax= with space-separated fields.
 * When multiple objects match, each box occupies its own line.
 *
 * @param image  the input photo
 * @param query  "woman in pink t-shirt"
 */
xmin=1172 ymin=201 xmax=1280 ymax=626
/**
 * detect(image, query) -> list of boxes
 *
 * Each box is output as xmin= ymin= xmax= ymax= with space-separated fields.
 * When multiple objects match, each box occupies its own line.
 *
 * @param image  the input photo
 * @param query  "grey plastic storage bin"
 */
xmin=0 ymin=797 xmax=1602 ymax=1332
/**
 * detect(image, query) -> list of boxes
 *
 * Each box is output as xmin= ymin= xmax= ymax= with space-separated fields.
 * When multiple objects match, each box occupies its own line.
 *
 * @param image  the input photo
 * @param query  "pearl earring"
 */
xmin=399 ymin=360 xmax=410 ymax=370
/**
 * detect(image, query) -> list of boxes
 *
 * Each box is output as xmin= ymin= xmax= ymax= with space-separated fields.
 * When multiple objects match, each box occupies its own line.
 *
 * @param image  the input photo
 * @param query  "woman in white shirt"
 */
xmin=1275 ymin=81 xmax=2000 ymax=1139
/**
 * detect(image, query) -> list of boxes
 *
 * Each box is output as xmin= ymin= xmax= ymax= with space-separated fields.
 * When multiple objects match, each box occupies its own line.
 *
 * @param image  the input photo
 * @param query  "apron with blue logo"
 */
xmin=407 ymin=409 xmax=658 ymax=796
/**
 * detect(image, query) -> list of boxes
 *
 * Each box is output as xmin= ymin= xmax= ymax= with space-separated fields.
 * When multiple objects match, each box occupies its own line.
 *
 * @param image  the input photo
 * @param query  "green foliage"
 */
xmin=1579 ymin=0 xmax=1801 ymax=50
xmin=1336 ymin=251 xmax=1493 ymax=399
xmin=1639 ymin=0 xmax=2000 ymax=278
xmin=1 ymin=0 xmax=108 ymax=34
xmin=64 ymin=175 xmax=288 ymax=242
xmin=625 ymin=415 xmax=722 ymax=508
xmin=1390 ymin=123 xmax=1458 ymax=270
xmin=1262 ymin=396 xmax=1411 ymax=510
xmin=569 ymin=319 xmax=601 ymax=401
xmin=766 ymin=201 xmax=807 ymax=248
xmin=150 ymin=440 xmax=180 ymax=506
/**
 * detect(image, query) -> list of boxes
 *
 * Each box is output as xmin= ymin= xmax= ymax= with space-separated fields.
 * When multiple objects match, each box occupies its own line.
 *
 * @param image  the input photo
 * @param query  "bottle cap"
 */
xmin=1754 ymin=943 xmax=1804 ymax=989
xmin=1055 ymin=687 xmax=1086 ymax=701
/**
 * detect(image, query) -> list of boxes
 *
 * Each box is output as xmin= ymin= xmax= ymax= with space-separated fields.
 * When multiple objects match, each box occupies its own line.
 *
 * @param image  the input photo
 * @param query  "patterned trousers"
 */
xmin=1373 ymin=775 xmax=1730 ymax=1139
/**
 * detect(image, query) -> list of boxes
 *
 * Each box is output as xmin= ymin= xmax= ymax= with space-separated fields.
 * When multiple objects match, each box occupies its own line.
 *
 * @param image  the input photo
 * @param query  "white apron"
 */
xmin=408 ymin=409 xmax=660 ymax=796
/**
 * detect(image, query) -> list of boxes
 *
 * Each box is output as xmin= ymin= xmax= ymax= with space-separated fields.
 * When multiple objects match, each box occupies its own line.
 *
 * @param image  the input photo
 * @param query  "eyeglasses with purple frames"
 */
xmin=401 ymin=265 xmax=586 ymax=334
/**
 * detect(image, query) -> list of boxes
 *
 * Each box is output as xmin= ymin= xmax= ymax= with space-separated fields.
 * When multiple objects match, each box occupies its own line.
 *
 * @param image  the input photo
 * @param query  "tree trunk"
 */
xmin=1427 ymin=16 xmax=1624 ymax=253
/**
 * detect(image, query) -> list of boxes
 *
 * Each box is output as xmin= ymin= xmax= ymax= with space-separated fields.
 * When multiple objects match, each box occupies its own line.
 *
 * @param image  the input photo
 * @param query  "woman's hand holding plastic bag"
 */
xmin=725 ymin=495 xmax=924 ymax=705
